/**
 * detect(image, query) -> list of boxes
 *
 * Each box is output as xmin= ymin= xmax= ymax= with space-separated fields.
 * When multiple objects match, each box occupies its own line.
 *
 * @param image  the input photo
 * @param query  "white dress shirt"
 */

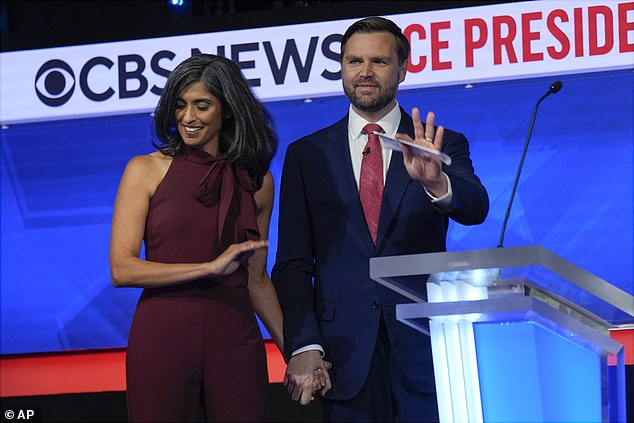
xmin=348 ymin=102 xmax=453 ymax=205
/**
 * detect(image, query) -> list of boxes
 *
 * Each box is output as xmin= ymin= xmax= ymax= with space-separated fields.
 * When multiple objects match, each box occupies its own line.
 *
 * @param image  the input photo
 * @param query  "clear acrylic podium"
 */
xmin=369 ymin=245 xmax=633 ymax=422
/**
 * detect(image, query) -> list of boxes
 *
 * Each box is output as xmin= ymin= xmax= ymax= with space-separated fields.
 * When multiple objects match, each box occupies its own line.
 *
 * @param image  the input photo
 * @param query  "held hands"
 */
xmin=397 ymin=107 xmax=448 ymax=198
xmin=208 ymin=240 xmax=268 ymax=276
xmin=283 ymin=350 xmax=332 ymax=405
xmin=311 ymin=364 xmax=332 ymax=398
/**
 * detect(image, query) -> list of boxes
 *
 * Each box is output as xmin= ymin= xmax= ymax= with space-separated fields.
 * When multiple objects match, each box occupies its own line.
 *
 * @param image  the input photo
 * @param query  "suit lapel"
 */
xmin=323 ymin=117 xmax=373 ymax=246
xmin=325 ymin=109 xmax=415 ymax=250
xmin=375 ymin=111 xmax=414 ymax=248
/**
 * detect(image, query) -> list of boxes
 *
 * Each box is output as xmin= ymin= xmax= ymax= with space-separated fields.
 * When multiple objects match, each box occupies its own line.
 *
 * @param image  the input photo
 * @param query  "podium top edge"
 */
xmin=369 ymin=245 xmax=634 ymax=319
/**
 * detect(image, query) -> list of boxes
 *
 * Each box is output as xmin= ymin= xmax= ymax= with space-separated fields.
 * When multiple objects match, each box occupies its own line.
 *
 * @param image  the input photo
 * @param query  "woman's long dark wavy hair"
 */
xmin=152 ymin=54 xmax=277 ymax=177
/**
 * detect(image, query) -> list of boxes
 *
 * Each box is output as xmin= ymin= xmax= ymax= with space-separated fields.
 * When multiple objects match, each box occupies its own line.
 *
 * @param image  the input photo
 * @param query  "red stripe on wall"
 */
xmin=0 ymin=341 xmax=285 ymax=398
xmin=608 ymin=327 xmax=634 ymax=366
xmin=2 ymin=330 xmax=631 ymax=398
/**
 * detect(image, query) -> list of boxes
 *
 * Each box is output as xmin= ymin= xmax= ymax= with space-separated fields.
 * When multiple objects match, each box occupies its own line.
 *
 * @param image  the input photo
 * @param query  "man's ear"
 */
xmin=398 ymin=63 xmax=407 ymax=83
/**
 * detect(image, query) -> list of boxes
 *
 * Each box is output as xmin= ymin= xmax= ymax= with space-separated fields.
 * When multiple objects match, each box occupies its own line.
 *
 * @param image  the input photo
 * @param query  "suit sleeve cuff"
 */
xmin=425 ymin=172 xmax=453 ymax=212
xmin=291 ymin=344 xmax=325 ymax=358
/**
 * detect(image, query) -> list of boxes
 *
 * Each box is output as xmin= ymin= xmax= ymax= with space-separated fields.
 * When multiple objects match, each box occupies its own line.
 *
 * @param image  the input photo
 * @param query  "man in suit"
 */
xmin=271 ymin=16 xmax=489 ymax=422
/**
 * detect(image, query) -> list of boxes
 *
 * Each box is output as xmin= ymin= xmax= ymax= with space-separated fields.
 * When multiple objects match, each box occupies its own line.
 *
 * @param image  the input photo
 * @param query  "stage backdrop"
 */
xmin=1 ymin=1 xmax=633 ymax=354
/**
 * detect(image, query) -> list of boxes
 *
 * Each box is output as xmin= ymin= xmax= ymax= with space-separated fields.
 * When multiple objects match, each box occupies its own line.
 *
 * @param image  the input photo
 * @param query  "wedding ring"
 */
xmin=426 ymin=137 xmax=434 ymax=143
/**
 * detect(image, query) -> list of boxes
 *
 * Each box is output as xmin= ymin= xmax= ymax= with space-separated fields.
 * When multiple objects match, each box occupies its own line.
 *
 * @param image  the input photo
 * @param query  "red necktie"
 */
xmin=360 ymin=123 xmax=384 ymax=245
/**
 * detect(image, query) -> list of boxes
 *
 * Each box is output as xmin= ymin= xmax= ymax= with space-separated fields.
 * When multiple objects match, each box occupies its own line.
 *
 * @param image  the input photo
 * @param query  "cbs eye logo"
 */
xmin=34 ymin=59 xmax=75 ymax=107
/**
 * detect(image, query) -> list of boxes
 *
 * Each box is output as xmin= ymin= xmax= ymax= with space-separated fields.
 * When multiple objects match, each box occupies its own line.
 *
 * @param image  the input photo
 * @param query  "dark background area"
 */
xmin=1 ymin=0 xmax=524 ymax=52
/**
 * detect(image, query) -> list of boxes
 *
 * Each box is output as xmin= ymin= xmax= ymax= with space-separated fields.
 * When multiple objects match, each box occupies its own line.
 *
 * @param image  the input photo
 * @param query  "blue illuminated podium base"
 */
xmin=370 ymin=245 xmax=633 ymax=423
xmin=475 ymin=320 xmax=602 ymax=421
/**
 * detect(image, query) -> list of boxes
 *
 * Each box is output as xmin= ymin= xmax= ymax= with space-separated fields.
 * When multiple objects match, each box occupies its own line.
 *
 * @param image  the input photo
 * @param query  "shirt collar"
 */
xmin=348 ymin=102 xmax=402 ymax=141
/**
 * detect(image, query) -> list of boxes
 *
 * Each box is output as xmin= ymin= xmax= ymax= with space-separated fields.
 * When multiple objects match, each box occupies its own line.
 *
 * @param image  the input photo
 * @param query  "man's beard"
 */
xmin=344 ymin=78 xmax=398 ymax=113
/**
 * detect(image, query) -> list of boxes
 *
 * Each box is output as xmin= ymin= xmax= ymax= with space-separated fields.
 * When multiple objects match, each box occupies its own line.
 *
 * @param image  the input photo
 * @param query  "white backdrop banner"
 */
xmin=1 ymin=0 xmax=632 ymax=124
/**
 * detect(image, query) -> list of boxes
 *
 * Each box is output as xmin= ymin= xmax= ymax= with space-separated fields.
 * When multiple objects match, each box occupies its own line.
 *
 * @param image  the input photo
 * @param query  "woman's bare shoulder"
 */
xmin=121 ymin=151 xmax=173 ymax=194
xmin=126 ymin=151 xmax=172 ymax=174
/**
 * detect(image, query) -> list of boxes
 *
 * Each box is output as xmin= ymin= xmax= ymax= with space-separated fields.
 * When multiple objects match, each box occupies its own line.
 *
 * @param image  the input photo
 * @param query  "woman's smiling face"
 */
xmin=175 ymin=81 xmax=223 ymax=156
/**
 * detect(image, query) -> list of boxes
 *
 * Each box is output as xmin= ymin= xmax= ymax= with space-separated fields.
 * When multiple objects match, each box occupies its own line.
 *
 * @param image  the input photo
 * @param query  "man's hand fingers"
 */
xmin=320 ymin=372 xmax=332 ymax=396
xmin=412 ymin=107 xmax=424 ymax=141
xmin=425 ymin=111 xmax=436 ymax=142
xmin=313 ymin=368 xmax=326 ymax=388
xmin=299 ymin=387 xmax=314 ymax=405
xmin=435 ymin=125 xmax=445 ymax=150
xmin=290 ymin=383 xmax=302 ymax=402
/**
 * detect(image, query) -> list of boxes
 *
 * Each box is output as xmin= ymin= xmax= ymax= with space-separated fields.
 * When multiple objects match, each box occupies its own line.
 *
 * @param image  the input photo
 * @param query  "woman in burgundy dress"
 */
xmin=109 ymin=54 xmax=299 ymax=422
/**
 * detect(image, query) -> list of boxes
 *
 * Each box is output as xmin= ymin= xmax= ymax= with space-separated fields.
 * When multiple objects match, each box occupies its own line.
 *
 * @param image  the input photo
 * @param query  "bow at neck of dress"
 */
xmin=180 ymin=145 xmax=262 ymax=245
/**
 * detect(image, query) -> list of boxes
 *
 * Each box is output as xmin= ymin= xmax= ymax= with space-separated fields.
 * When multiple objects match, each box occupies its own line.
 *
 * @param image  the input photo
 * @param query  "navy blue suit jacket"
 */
xmin=272 ymin=108 xmax=489 ymax=400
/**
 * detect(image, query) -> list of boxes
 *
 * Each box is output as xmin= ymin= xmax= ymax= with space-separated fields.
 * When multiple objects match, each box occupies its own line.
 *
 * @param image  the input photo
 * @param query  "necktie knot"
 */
xmin=362 ymin=123 xmax=384 ymax=138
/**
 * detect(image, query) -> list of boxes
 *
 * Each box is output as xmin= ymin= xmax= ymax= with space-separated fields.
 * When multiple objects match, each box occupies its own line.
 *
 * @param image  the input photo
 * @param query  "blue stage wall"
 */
xmin=1 ymin=69 xmax=632 ymax=354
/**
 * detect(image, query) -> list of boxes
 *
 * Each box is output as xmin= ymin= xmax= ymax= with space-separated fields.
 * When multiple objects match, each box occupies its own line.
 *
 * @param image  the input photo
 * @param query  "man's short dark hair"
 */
xmin=340 ymin=16 xmax=411 ymax=66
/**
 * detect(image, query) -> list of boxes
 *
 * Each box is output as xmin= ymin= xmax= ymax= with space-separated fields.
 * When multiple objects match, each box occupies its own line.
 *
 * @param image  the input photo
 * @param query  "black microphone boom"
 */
xmin=497 ymin=81 xmax=563 ymax=248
